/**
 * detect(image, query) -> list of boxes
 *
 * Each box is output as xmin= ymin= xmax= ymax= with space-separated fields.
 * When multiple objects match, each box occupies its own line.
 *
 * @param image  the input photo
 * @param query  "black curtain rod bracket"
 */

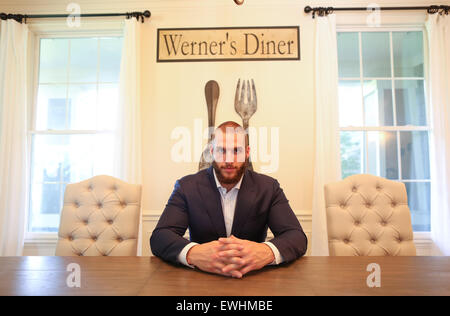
xmin=304 ymin=5 xmax=449 ymax=18
xmin=0 ymin=10 xmax=151 ymax=24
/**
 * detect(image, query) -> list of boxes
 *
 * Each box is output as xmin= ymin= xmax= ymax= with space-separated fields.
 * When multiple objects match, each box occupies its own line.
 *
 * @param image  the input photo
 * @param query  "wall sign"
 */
xmin=157 ymin=26 xmax=300 ymax=62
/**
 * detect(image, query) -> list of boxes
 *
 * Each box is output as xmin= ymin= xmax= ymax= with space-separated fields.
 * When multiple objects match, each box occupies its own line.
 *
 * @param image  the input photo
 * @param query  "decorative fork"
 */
xmin=234 ymin=79 xmax=257 ymax=170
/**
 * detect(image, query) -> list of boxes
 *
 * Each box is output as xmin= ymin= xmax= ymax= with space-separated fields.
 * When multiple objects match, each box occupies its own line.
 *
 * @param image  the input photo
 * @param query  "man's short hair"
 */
xmin=212 ymin=121 xmax=246 ymax=143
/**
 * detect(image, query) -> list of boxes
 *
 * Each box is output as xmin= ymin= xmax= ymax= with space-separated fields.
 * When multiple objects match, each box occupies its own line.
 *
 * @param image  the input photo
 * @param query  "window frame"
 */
xmin=336 ymin=25 xmax=432 ymax=237
xmin=26 ymin=30 xmax=123 ymax=241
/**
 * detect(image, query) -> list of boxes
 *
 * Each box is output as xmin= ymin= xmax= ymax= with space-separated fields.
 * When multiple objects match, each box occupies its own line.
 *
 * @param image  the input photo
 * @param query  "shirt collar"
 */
xmin=213 ymin=168 xmax=244 ymax=191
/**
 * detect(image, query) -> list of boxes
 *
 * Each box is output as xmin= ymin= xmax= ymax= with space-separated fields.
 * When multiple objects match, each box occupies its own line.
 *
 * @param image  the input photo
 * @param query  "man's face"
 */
xmin=211 ymin=128 xmax=249 ymax=184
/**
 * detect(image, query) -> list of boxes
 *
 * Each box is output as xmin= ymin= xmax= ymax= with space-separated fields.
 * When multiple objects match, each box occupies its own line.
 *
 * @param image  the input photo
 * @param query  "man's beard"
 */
xmin=212 ymin=160 xmax=248 ymax=185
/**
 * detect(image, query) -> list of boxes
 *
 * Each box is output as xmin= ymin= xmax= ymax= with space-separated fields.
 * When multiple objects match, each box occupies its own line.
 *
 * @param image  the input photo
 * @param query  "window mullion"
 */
xmin=358 ymin=32 xmax=369 ymax=174
xmin=96 ymin=38 xmax=101 ymax=132
xmin=60 ymin=38 xmax=70 ymax=214
xmin=66 ymin=39 xmax=71 ymax=131
xmin=358 ymin=32 xmax=365 ymax=127
xmin=389 ymin=31 xmax=403 ymax=182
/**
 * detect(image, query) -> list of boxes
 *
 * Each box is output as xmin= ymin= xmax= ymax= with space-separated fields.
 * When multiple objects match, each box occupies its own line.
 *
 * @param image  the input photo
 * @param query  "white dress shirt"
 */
xmin=178 ymin=169 xmax=284 ymax=268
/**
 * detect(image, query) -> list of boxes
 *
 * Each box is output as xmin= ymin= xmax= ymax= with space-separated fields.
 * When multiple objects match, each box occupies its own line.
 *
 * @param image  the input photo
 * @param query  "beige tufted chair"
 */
xmin=324 ymin=174 xmax=416 ymax=256
xmin=55 ymin=175 xmax=142 ymax=256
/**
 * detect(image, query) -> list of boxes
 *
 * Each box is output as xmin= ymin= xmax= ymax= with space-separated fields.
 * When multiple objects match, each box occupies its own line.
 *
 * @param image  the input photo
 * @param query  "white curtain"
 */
xmin=426 ymin=14 xmax=450 ymax=256
xmin=311 ymin=14 xmax=342 ymax=256
xmin=116 ymin=19 xmax=143 ymax=255
xmin=0 ymin=20 xmax=29 ymax=256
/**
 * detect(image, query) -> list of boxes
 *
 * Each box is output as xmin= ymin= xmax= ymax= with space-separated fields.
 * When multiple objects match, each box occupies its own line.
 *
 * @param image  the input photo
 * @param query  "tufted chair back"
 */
xmin=324 ymin=174 xmax=416 ymax=256
xmin=55 ymin=175 xmax=142 ymax=256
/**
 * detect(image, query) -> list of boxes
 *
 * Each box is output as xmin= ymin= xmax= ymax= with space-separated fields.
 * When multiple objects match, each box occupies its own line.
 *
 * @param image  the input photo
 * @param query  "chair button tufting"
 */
xmin=107 ymin=220 xmax=113 ymax=225
xmin=117 ymin=237 xmax=123 ymax=242
xmin=370 ymin=239 xmax=376 ymax=244
xmin=381 ymin=221 xmax=387 ymax=226
xmin=343 ymin=239 xmax=349 ymax=244
xmin=391 ymin=202 xmax=397 ymax=207
xmin=352 ymin=187 xmax=357 ymax=193
xmin=340 ymin=204 xmax=346 ymax=209
xmin=68 ymin=236 xmax=74 ymax=241
xmin=92 ymin=236 xmax=97 ymax=241
xmin=355 ymin=221 xmax=361 ymax=226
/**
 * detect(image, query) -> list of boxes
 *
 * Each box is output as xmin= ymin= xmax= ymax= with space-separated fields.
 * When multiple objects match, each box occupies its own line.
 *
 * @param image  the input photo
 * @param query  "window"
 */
xmin=337 ymin=30 xmax=430 ymax=232
xmin=29 ymin=36 xmax=123 ymax=232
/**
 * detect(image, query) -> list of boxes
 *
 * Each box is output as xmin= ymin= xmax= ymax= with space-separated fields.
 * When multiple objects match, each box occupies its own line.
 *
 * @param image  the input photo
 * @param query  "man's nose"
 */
xmin=224 ymin=154 xmax=235 ymax=163
xmin=223 ymin=150 xmax=237 ymax=163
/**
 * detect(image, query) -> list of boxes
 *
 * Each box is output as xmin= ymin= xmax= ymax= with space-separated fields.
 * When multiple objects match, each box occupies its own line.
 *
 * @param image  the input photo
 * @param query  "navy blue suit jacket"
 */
xmin=150 ymin=167 xmax=308 ymax=264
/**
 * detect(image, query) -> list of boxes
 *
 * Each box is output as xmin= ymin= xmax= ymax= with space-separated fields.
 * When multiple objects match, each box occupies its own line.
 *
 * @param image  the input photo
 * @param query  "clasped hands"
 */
xmin=186 ymin=235 xmax=275 ymax=278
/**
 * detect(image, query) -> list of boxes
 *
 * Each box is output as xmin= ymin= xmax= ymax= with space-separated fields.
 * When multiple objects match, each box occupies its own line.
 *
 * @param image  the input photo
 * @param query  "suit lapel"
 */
xmin=198 ymin=167 xmax=227 ymax=238
xmin=231 ymin=169 xmax=256 ymax=237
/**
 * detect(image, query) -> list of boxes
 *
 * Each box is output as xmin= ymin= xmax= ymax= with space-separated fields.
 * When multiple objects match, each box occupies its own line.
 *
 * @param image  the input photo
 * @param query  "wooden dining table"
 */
xmin=0 ymin=256 xmax=449 ymax=296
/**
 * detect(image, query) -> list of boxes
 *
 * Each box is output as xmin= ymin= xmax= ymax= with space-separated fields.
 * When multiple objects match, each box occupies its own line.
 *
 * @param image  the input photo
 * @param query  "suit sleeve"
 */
xmin=150 ymin=180 xmax=191 ymax=264
xmin=266 ymin=180 xmax=308 ymax=262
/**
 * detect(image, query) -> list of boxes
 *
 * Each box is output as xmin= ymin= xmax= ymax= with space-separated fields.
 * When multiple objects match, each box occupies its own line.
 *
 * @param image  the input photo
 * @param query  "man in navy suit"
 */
xmin=151 ymin=121 xmax=307 ymax=278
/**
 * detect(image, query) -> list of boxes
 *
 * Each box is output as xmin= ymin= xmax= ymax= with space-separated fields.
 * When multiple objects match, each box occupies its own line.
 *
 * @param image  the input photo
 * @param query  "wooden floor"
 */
xmin=0 ymin=256 xmax=449 ymax=296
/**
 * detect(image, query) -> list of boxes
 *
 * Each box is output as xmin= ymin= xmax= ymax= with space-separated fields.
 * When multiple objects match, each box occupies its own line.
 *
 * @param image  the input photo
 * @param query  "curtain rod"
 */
xmin=0 ymin=10 xmax=151 ymax=24
xmin=304 ymin=5 xmax=449 ymax=18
